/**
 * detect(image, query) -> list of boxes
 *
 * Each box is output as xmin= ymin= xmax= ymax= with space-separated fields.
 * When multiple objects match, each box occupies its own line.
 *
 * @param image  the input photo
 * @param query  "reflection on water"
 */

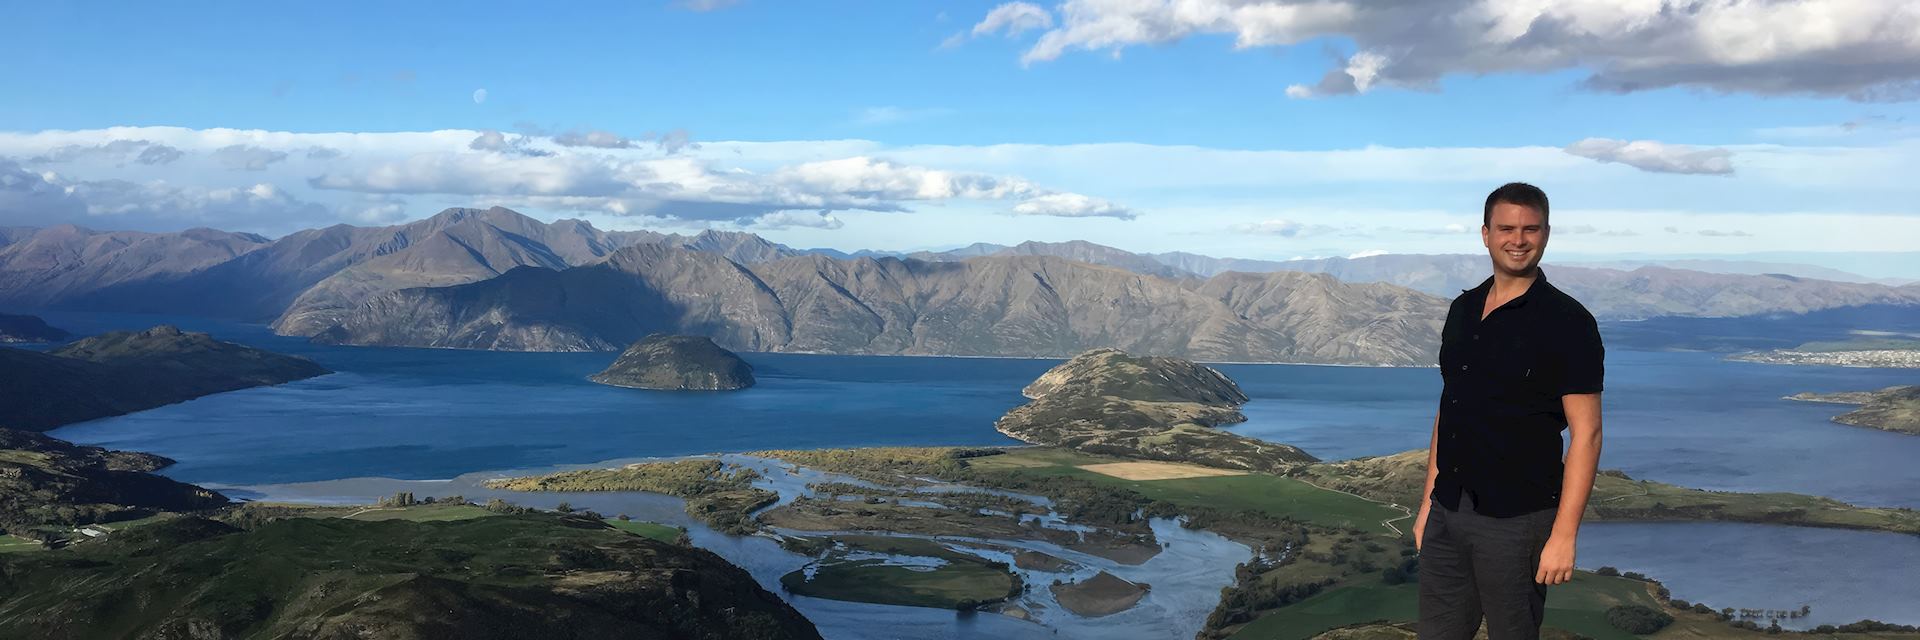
xmin=1580 ymin=521 xmax=1920 ymax=629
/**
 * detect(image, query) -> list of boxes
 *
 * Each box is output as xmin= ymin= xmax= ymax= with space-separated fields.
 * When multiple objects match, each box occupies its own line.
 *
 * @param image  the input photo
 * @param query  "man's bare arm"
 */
xmin=1415 ymin=408 xmax=1440 ymax=549
xmin=1537 ymin=392 xmax=1601 ymax=584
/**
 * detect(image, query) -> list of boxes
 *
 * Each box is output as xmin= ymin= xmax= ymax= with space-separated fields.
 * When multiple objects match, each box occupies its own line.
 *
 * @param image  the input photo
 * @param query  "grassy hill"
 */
xmin=0 ymin=325 xmax=328 ymax=432
xmin=0 ymin=512 xmax=822 ymax=640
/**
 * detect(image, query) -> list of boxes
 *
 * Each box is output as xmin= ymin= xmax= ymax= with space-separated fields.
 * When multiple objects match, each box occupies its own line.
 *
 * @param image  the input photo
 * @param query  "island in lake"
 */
xmin=590 ymin=334 xmax=755 ymax=391
xmin=1788 ymin=386 xmax=1920 ymax=435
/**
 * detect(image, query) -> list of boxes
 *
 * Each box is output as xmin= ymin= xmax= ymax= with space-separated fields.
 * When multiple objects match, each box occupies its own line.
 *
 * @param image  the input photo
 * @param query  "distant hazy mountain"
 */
xmin=1176 ymin=253 xmax=1920 ymax=320
xmin=994 ymin=241 xmax=1192 ymax=278
xmin=1145 ymin=251 xmax=1293 ymax=278
xmin=904 ymin=242 xmax=1011 ymax=262
xmin=0 ymin=225 xmax=269 ymax=309
xmin=1548 ymin=266 xmax=1920 ymax=319
xmin=1563 ymin=258 xmax=1905 ymax=286
xmin=905 ymin=241 xmax=1191 ymax=278
xmin=314 ymin=247 xmax=1447 ymax=365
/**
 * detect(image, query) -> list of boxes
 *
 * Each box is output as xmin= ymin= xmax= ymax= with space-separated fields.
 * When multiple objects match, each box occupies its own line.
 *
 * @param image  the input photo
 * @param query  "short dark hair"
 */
xmin=1483 ymin=182 xmax=1549 ymax=227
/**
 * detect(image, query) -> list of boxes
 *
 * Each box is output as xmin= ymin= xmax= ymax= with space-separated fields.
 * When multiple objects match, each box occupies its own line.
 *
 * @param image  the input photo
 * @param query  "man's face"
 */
xmin=1481 ymin=202 xmax=1548 ymax=277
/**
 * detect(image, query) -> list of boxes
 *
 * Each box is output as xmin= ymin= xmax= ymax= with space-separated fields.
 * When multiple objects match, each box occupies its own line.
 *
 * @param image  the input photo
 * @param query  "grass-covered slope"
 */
xmin=0 ymin=429 xmax=227 ymax=540
xmin=0 ymin=513 xmax=822 ymax=640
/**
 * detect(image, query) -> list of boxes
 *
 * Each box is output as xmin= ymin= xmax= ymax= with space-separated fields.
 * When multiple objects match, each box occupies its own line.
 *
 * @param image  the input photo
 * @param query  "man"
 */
xmin=1415 ymin=182 xmax=1604 ymax=640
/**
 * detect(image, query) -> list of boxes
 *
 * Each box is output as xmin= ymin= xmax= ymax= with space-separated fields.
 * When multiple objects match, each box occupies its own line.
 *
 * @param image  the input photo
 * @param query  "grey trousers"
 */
xmin=1417 ymin=488 xmax=1559 ymax=640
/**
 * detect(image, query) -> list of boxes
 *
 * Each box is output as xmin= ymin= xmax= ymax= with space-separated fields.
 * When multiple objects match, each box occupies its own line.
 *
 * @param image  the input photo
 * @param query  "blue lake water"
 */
xmin=35 ymin=310 xmax=1920 ymax=629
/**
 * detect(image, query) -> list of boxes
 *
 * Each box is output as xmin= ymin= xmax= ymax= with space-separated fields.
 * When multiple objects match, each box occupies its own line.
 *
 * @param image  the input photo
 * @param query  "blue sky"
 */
xmin=5 ymin=0 xmax=1920 ymax=273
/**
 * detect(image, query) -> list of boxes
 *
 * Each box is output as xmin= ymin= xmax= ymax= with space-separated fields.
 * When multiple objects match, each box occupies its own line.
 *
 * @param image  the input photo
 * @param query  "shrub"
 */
xmin=1606 ymin=605 xmax=1674 ymax=634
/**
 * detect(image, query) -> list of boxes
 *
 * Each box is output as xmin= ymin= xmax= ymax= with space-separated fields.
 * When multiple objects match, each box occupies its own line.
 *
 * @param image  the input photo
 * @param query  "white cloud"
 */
xmin=973 ymin=3 xmax=1053 ymax=38
xmin=1565 ymin=138 xmax=1735 ymax=176
xmin=1009 ymin=192 xmax=1136 ymax=219
xmin=467 ymin=130 xmax=550 ymax=157
xmin=853 ymin=106 xmax=955 ymax=126
xmin=30 ymin=139 xmax=184 ymax=166
xmin=138 ymin=145 xmax=185 ymax=165
xmin=305 ymin=148 xmax=1136 ymax=224
xmin=2 ymin=126 xmax=1915 ymax=256
xmin=1000 ymin=0 xmax=1920 ymax=101
xmin=472 ymin=88 xmax=488 ymax=104
xmin=211 ymin=145 xmax=289 ymax=171
xmin=749 ymin=211 xmax=844 ymax=230
xmin=553 ymin=129 xmax=635 ymax=149
xmin=646 ymin=128 xmax=699 ymax=154
xmin=1347 ymin=249 xmax=1389 ymax=259
xmin=1696 ymin=228 xmax=1754 ymax=237
xmin=303 ymin=145 xmax=344 ymax=160
xmin=344 ymin=195 xmax=411 ymax=224
xmin=1230 ymin=219 xmax=1331 ymax=236
xmin=1 ymin=160 xmax=327 ymax=230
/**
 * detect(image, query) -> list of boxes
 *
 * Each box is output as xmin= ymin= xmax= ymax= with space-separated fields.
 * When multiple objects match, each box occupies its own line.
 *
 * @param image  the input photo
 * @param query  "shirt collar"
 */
xmin=1466 ymin=267 xmax=1548 ymax=309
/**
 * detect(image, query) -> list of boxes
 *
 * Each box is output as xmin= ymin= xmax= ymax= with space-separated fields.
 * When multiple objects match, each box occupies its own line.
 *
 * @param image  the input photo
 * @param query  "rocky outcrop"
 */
xmin=0 ymin=325 xmax=329 ymax=432
xmin=591 ymin=335 xmax=755 ymax=391
xmin=995 ymin=348 xmax=1317 ymax=472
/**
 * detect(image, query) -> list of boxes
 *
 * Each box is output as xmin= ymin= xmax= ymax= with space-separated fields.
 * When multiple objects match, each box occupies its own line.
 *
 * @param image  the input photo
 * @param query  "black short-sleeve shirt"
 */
xmin=1431 ymin=268 xmax=1604 ymax=518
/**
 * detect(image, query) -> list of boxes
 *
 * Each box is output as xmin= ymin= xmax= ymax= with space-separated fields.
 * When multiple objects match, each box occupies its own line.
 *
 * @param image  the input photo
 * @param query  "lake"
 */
xmin=38 ymin=310 xmax=1920 ymax=631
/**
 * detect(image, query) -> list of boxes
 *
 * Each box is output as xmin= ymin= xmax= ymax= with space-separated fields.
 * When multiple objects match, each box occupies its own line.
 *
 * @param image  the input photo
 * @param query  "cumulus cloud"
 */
xmin=304 ymin=145 xmax=344 ymax=160
xmin=553 ymin=129 xmax=635 ymax=149
xmin=1564 ymin=138 xmax=1735 ymax=176
xmin=997 ymin=0 xmax=1920 ymax=101
xmin=1347 ymin=249 xmax=1389 ymax=259
xmin=212 ymin=145 xmax=289 ymax=171
xmin=30 ymin=139 xmax=185 ymax=166
xmin=1009 ymin=193 xmax=1136 ymax=219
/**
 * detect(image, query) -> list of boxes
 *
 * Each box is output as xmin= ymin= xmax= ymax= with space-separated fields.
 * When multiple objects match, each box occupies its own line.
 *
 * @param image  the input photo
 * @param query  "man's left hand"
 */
xmin=1535 ymin=535 xmax=1575 ymax=585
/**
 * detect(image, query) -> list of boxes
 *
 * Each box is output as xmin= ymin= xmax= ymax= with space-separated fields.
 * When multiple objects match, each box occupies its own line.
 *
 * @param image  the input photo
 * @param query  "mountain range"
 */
xmin=312 ymin=246 xmax=1447 ymax=365
xmin=4 ymin=207 xmax=1917 ymax=363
